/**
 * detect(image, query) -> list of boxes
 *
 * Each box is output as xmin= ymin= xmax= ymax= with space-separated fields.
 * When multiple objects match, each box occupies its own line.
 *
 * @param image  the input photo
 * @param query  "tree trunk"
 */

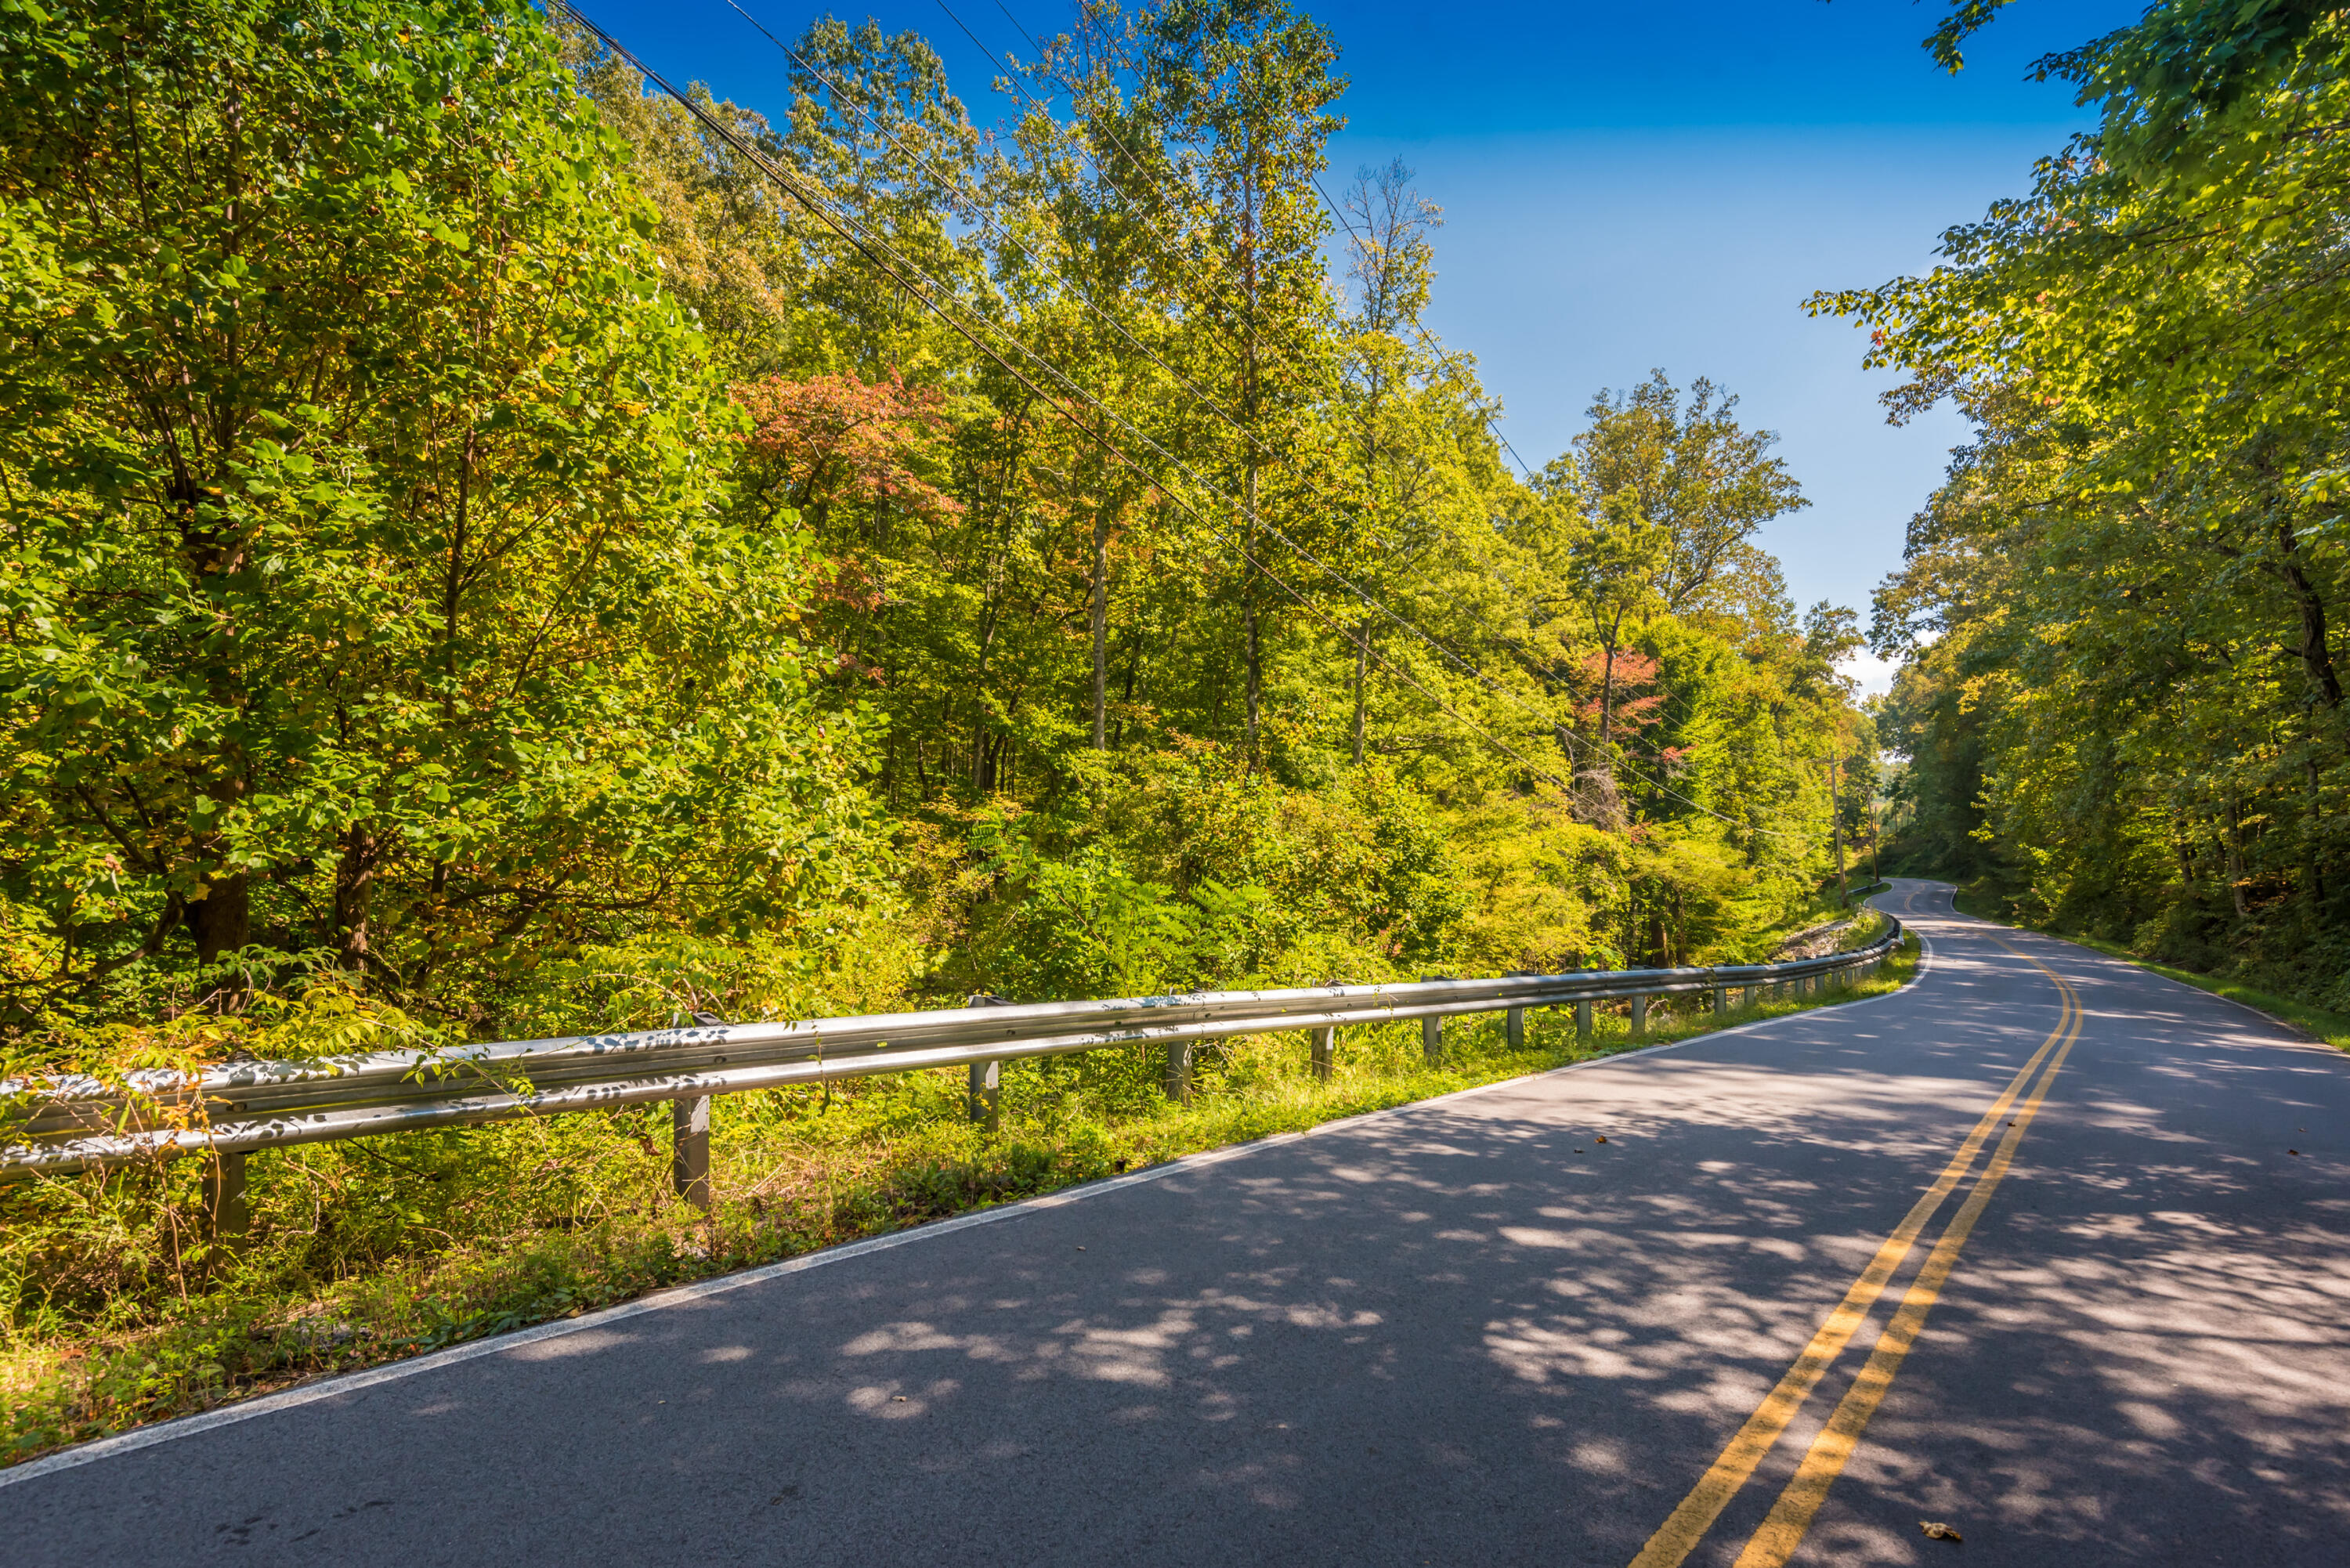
xmin=1350 ymin=633 xmax=1368 ymax=766
xmin=334 ymin=827 xmax=375 ymax=974
xmin=1242 ymin=464 xmax=1262 ymax=754
xmin=2306 ymin=753 xmax=2327 ymax=911
xmin=2226 ymin=795 xmax=2250 ymax=917
xmin=1090 ymin=508 xmax=1109 ymax=750
xmin=188 ymin=870 xmax=250 ymax=966
xmin=2272 ymin=515 xmax=2348 ymax=753
xmin=1581 ymin=623 xmax=1626 ymax=829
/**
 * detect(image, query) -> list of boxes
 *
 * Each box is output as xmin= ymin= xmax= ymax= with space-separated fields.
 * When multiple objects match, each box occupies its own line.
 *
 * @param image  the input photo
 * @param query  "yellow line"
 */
xmin=1625 ymin=971 xmax=2077 ymax=1568
xmin=1727 ymin=946 xmax=2082 ymax=1568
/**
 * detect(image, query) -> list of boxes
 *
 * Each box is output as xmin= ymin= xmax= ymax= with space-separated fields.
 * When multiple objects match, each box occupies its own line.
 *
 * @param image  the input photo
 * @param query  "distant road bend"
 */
xmin=9 ymin=879 xmax=2348 ymax=1565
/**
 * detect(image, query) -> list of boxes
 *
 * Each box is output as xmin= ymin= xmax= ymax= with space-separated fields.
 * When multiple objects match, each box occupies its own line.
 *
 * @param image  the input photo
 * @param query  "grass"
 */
xmin=2 ymin=920 xmax=1920 ymax=1470
xmin=1947 ymin=886 xmax=2350 ymax=1051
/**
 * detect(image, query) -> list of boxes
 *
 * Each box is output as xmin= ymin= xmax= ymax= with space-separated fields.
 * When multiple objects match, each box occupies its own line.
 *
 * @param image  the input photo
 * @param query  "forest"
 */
xmin=1 ymin=0 xmax=1873 ymax=1071
xmin=1838 ymin=0 xmax=2350 ymax=1014
xmin=0 ymin=0 xmax=1893 ymax=1454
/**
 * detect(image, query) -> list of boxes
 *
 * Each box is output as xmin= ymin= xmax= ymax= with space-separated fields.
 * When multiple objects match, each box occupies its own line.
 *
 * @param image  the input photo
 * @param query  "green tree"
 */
xmin=0 ymin=0 xmax=865 ymax=1028
xmin=1819 ymin=1 xmax=2350 ymax=997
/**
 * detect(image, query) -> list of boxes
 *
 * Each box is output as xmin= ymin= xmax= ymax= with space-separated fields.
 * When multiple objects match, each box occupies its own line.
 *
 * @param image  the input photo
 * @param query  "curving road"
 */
xmin=8 ymin=880 xmax=2348 ymax=1564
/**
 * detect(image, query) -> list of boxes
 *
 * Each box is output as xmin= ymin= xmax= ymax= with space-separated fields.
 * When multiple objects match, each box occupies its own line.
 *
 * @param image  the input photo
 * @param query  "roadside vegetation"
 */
xmin=2 ymin=918 xmax=1914 ymax=1469
xmin=1 ymin=0 xmax=1902 ymax=1465
xmin=1846 ymin=3 xmax=2350 ymax=1021
xmin=1946 ymin=886 xmax=2350 ymax=1052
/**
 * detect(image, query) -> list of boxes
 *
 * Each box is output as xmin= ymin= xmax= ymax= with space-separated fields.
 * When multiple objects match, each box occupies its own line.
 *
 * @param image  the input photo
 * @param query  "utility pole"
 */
xmin=1869 ymin=793 xmax=1883 ymax=888
xmin=1816 ymin=754 xmax=1849 ymax=907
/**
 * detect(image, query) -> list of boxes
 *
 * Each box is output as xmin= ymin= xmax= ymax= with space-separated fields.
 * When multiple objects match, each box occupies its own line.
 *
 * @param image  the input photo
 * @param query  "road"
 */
xmin=8 ymin=879 xmax=2348 ymax=1564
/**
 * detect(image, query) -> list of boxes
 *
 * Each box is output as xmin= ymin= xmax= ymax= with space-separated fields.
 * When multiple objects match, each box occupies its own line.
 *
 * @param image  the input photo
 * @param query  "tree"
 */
xmin=0 ymin=0 xmax=864 ymax=1025
xmin=1817 ymin=2 xmax=2350 ymax=995
xmin=1139 ymin=0 xmax=1344 ymax=755
xmin=1520 ymin=374 xmax=1806 ymax=822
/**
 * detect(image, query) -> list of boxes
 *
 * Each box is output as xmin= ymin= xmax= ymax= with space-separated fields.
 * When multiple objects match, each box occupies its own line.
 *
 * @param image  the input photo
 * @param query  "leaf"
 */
xmin=1919 ymin=1521 xmax=1962 ymax=1543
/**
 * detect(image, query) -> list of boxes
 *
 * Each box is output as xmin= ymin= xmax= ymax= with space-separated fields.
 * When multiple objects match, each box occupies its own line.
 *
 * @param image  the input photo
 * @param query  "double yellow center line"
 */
xmin=1630 ymin=937 xmax=2084 ymax=1568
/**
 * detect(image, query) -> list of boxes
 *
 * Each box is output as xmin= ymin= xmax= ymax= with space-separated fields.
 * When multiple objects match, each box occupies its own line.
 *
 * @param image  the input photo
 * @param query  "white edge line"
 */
xmin=1953 ymin=908 xmax=2335 ymax=1049
xmin=1 ymin=920 xmax=1933 ymax=1490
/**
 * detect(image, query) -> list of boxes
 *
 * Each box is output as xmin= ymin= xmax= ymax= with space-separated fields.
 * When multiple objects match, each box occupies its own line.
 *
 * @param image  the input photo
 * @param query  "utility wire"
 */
xmin=971 ymin=4 xmax=1814 ymax=844
xmin=728 ymin=3 xmax=1549 ymax=767
xmin=1305 ymin=169 xmax=1828 ymax=842
xmin=1310 ymin=168 xmax=1535 ymax=481
xmin=721 ymin=0 xmax=1271 ymax=461
xmin=926 ymin=0 xmax=1274 ymax=367
xmin=559 ymin=1 xmax=1574 ymax=791
xmin=597 ymin=2 xmax=1817 ymax=844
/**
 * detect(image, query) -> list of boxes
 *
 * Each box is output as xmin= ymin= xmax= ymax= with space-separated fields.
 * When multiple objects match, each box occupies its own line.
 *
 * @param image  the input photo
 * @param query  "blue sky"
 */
xmin=577 ymin=0 xmax=2146 ymax=688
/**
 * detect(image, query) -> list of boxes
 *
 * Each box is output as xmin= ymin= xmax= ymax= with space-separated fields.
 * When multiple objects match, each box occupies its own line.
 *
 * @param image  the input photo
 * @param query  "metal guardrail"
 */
xmin=1 ymin=916 xmax=1903 ymax=1215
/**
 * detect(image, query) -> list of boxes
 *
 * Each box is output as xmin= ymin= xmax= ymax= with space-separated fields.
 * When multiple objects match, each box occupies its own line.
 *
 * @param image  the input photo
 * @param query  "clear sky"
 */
xmin=573 ymin=0 xmax=2147 ymax=690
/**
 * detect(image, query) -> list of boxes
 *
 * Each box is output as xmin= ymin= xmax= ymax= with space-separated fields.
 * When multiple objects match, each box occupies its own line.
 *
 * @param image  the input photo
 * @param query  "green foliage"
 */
xmin=2 ymin=937 xmax=1920 ymax=1467
xmin=1826 ymin=2 xmax=2350 ymax=1009
xmin=0 ymin=0 xmax=872 ymax=1064
xmin=0 ymin=0 xmax=1891 ymax=1464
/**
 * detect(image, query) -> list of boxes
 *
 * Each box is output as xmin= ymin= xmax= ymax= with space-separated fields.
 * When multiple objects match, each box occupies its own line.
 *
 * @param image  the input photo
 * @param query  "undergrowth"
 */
xmin=2 ymin=921 xmax=1916 ymax=1469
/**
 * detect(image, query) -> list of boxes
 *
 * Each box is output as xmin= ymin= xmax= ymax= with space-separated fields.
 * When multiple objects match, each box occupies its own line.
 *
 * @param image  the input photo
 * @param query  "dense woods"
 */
xmin=0 ymin=0 xmax=1934 ymax=1461
xmin=0 ymin=0 xmax=1874 ymax=1075
xmin=1835 ymin=0 xmax=2350 ymax=1011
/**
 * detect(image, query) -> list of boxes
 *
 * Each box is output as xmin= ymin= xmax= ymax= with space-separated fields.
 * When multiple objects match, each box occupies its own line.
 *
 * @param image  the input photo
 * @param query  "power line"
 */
xmin=559 ymin=1 xmax=1574 ymax=793
xmin=1310 ymin=168 xmax=1536 ymax=482
xmin=586 ymin=2 xmax=1817 ymax=846
xmin=925 ymin=0 xmax=1279 ymax=370
xmin=1010 ymin=16 xmax=1817 ymax=844
xmin=1303 ymin=171 xmax=1829 ymax=842
xmin=842 ymin=4 xmax=1805 ymax=844
xmin=721 ymin=0 xmax=1269 ymax=461
xmin=725 ymin=4 xmax=1532 ymax=748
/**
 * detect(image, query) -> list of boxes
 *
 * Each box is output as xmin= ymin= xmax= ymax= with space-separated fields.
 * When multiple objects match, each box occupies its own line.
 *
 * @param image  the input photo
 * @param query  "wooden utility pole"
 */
xmin=1817 ymin=754 xmax=1849 ymax=906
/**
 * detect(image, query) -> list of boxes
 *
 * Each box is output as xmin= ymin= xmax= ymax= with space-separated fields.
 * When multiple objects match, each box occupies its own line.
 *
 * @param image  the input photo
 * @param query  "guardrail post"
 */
xmin=1421 ymin=1015 xmax=1444 ymax=1065
xmin=1575 ymin=999 xmax=1593 ymax=1046
xmin=202 ymin=1148 xmax=249 ymax=1249
xmin=1506 ymin=1006 xmax=1525 ymax=1051
xmin=969 ymin=1059 xmax=1003 ymax=1129
xmin=1164 ymin=1041 xmax=1191 ymax=1104
xmin=672 ymin=1096 xmax=711 ymax=1210
xmin=1712 ymin=982 xmax=1730 ymax=1016
xmin=1311 ymin=1026 xmax=1335 ymax=1082
xmin=1629 ymin=995 xmax=1648 ymax=1041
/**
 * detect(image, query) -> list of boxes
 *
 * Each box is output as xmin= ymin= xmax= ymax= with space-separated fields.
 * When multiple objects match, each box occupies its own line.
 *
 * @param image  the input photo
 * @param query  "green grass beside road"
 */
xmin=1947 ymin=887 xmax=2350 ymax=1052
xmin=3 ymin=921 xmax=1917 ymax=1472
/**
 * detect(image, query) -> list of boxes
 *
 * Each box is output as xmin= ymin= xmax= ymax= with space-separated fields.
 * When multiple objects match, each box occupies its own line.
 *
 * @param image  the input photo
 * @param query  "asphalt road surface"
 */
xmin=9 ymin=879 xmax=2348 ymax=1565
